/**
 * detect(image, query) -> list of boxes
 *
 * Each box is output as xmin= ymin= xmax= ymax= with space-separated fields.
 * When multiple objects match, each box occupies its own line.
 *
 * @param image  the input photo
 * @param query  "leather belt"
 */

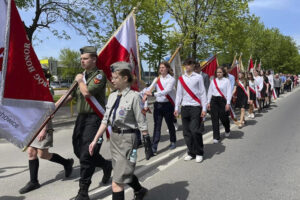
xmin=112 ymin=126 xmax=138 ymax=134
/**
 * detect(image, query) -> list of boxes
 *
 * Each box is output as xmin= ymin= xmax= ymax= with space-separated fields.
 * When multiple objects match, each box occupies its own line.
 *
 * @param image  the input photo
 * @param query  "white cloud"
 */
xmin=249 ymin=0 xmax=291 ymax=10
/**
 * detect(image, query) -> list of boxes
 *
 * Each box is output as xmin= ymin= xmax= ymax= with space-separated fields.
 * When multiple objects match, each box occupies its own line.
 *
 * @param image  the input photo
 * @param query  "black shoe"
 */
xmin=64 ymin=158 xmax=74 ymax=178
xmin=134 ymin=187 xmax=148 ymax=200
xmin=19 ymin=181 xmax=40 ymax=194
xmin=75 ymin=181 xmax=90 ymax=200
xmin=101 ymin=161 xmax=112 ymax=184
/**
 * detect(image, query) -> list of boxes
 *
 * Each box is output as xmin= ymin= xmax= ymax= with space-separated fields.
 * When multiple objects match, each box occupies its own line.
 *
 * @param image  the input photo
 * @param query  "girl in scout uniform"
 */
xmin=19 ymin=69 xmax=74 ymax=194
xmin=89 ymin=62 xmax=149 ymax=200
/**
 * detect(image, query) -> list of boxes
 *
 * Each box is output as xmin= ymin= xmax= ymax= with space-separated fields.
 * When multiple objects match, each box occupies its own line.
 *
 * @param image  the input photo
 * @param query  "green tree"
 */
xmin=16 ymin=0 xmax=99 ymax=42
xmin=58 ymin=48 xmax=82 ymax=80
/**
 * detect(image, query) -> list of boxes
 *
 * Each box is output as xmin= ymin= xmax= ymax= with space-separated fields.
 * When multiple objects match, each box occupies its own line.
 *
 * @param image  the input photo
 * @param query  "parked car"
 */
xmin=60 ymin=82 xmax=71 ymax=88
xmin=50 ymin=82 xmax=61 ymax=89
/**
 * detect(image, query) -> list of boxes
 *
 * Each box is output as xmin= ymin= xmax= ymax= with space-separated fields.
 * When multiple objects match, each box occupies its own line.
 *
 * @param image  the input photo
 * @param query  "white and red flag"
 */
xmin=229 ymin=56 xmax=239 ymax=81
xmin=97 ymin=11 xmax=141 ymax=91
xmin=201 ymin=55 xmax=218 ymax=77
xmin=0 ymin=0 xmax=54 ymax=148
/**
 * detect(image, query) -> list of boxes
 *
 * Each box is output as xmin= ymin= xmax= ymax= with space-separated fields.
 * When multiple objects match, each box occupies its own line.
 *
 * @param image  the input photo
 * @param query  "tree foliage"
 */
xmin=58 ymin=48 xmax=82 ymax=80
xmin=17 ymin=0 xmax=300 ymax=74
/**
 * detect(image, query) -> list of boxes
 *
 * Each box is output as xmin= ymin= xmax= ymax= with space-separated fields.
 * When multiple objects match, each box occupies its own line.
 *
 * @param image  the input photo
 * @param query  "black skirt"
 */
xmin=235 ymin=86 xmax=249 ymax=109
xmin=249 ymin=90 xmax=256 ymax=101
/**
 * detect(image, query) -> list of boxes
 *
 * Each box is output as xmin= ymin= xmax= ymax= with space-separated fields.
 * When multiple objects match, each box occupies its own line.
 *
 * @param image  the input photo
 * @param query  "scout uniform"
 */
xmin=19 ymin=68 xmax=74 ymax=195
xmin=101 ymin=62 xmax=148 ymax=200
xmin=72 ymin=46 xmax=112 ymax=200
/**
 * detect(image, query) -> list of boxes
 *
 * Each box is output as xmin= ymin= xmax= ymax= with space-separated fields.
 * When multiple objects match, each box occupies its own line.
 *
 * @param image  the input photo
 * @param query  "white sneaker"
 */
xmin=225 ymin=132 xmax=230 ymax=137
xmin=184 ymin=155 xmax=194 ymax=161
xmin=251 ymin=113 xmax=255 ymax=119
xmin=195 ymin=155 xmax=203 ymax=163
xmin=247 ymin=114 xmax=251 ymax=118
xmin=213 ymin=139 xmax=219 ymax=144
xmin=174 ymin=123 xmax=179 ymax=131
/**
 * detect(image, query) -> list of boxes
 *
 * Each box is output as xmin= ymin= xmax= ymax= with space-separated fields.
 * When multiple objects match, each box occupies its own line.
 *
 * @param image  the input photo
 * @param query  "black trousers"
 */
xmin=152 ymin=102 xmax=176 ymax=151
xmin=210 ymin=96 xmax=230 ymax=140
xmin=275 ymin=87 xmax=280 ymax=97
xmin=73 ymin=113 xmax=108 ymax=183
xmin=181 ymin=106 xmax=203 ymax=156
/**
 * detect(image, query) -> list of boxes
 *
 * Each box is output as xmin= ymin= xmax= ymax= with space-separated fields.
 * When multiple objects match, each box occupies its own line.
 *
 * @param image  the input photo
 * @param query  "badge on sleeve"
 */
xmin=94 ymin=74 xmax=103 ymax=84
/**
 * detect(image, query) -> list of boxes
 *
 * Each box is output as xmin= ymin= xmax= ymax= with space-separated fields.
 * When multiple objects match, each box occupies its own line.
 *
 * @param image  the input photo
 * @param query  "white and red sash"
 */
xmin=237 ymin=81 xmax=248 ymax=97
xmin=249 ymin=85 xmax=258 ymax=108
xmin=157 ymin=78 xmax=175 ymax=106
xmin=178 ymin=76 xmax=202 ymax=105
xmin=213 ymin=79 xmax=236 ymax=120
xmin=83 ymin=71 xmax=111 ymax=139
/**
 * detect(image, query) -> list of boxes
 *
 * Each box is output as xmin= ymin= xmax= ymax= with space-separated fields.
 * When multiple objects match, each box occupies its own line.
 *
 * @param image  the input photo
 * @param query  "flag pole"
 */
xmin=23 ymin=82 xmax=78 ymax=152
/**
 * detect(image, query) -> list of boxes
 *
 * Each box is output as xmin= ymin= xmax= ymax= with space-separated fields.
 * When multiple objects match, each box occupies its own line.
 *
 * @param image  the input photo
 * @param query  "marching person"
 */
xmin=144 ymin=62 xmax=177 ymax=155
xmin=232 ymin=72 xmax=249 ymax=128
xmin=174 ymin=58 xmax=207 ymax=163
xmin=194 ymin=62 xmax=210 ymax=132
xmin=207 ymin=67 xmax=232 ymax=143
xmin=253 ymin=69 xmax=264 ymax=112
xmin=274 ymin=74 xmax=282 ymax=98
xmin=266 ymin=70 xmax=274 ymax=106
xmin=19 ymin=68 xmax=74 ymax=194
xmin=89 ymin=62 xmax=149 ymax=200
xmin=56 ymin=46 xmax=112 ymax=200
xmin=261 ymin=70 xmax=270 ymax=108
xmin=247 ymin=72 xmax=258 ymax=118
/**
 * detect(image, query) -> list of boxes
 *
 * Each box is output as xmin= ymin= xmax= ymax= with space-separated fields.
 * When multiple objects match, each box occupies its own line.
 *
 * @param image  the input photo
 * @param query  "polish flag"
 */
xmin=201 ymin=55 xmax=218 ymax=77
xmin=248 ymin=56 xmax=254 ymax=72
xmin=97 ymin=12 xmax=141 ymax=91
xmin=0 ymin=0 xmax=54 ymax=148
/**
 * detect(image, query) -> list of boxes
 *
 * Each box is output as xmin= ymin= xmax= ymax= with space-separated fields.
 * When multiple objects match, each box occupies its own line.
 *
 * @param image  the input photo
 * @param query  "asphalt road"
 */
xmin=1 ymin=87 xmax=300 ymax=200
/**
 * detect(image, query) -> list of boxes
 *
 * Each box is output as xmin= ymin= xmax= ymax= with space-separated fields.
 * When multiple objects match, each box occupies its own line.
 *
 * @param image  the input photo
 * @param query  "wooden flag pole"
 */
xmin=23 ymin=82 xmax=78 ymax=152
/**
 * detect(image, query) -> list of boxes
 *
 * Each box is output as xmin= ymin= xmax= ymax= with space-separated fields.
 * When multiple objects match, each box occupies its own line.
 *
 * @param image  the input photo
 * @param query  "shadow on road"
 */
xmin=0 ymin=166 xmax=28 ymax=178
xmin=145 ymin=181 xmax=189 ymax=200
xmin=0 ymin=196 xmax=25 ymax=200
xmin=40 ymin=165 xmax=81 ymax=187
xmin=204 ymin=142 xmax=226 ymax=160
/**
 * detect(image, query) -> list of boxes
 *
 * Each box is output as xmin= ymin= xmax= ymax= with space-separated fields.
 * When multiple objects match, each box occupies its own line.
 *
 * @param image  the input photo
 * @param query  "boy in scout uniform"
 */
xmin=88 ymin=62 xmax=150 ymax=200
xmin=56 ymin=46 xmax=112 ymax=200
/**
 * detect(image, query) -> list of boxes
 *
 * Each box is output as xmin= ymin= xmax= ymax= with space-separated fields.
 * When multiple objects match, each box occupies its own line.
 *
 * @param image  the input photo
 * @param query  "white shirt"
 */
xmin=175 ymin=72 xmax=207 ymax=112
xmin=254 ymin=76 xmax=264 ymax=92
xmin=268 ymin=75 xmax=274 ymax=89
xmin=154 ymin=74 xmax=176 ymax=103
xmin=249 ymin=80 xmax=258 ymax=94
xmin=207 ymin=77 xmax=232 ymax=104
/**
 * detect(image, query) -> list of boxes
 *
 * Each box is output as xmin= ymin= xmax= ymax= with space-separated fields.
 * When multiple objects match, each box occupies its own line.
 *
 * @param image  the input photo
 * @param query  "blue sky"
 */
xmin=20 ymin=0 xmax=300 ymax=60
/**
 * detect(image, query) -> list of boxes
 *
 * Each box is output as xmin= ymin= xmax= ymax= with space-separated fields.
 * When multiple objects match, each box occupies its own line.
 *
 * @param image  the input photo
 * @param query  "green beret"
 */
xmin=80 ymin=46 xmax=97 ymax=55
xmin=110 ymin=61 xmax=132 ymax=72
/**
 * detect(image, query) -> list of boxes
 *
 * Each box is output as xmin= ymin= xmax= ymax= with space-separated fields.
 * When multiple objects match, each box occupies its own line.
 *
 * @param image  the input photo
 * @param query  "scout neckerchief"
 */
xmin=83 ymin=70 xmax=112 ymax=139
xmin=237 ymin=80 xmax=248 ymax=97
xmin=157 ymin=77 xmax=175 ymax=106
xmin=178 ymin=76 xmax=202 ymax=105
xmin=213 ymin=78 xmax=236 ymax=120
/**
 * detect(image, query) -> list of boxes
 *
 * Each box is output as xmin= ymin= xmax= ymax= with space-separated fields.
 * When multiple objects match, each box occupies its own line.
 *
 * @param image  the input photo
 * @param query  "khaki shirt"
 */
xmin=102 ymin=87 xmax=148 ymax=131
xmin=72 ymin=68 xmax=106 ymax=114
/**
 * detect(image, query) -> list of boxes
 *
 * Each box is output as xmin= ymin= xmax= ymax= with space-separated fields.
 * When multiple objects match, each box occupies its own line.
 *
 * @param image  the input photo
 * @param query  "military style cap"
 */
xmin=80 ymin=46 xmax=97 ymax=55
xmin=110 ymin=61 xmax=132 ymax=72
